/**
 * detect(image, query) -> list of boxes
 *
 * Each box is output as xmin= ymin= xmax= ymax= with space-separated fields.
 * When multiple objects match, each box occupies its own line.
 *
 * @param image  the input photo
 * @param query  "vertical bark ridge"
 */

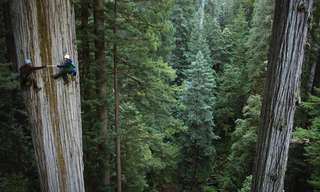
xmin=252 ymin=1 xmax=313 ymax=191
xmin=10 ymin=0 xmax=85 ymax=191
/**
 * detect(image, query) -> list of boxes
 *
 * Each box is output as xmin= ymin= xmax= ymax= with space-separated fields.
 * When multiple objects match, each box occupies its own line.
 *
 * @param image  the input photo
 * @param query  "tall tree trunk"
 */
xmin=79 ymin=2 xmax=93 ymax=191
xmin=307 ymin=2 xmax=320 ymax=94
xmin=113 ymin=1 xmax=122 ymax=192
xmin=3 ymin=2 xmax=17 ymax=70
xmin=79 ymin=0 xmax=91 ymax=90
xmin=312 ymin=52 xmax=320 ymax=91
xmin=94 ymin=0 xmax=110 ymax=187
xmin=251 ymin=1 xmax=313 ymax=192
xmin=10 ymin=0 xmax=85 ymax=191
xmin=307 ymin=49 xmax=320 ymax=93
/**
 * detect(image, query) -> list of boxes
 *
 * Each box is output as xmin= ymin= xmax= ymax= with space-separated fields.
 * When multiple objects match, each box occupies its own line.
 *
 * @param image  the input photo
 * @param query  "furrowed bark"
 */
xmin=10 ymin=0 xmax=85 ymax=191
xmin=251 ymin=1 xmax=313 ymax=192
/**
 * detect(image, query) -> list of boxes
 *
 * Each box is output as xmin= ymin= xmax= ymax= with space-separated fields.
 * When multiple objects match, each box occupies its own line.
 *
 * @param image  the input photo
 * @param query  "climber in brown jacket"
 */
xmin=19 ymin=59 xmax=46 ymax=91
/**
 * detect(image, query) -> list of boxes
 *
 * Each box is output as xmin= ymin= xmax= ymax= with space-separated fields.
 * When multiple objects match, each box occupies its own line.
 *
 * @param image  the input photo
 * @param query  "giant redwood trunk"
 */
xmin=10 ymin=0 xmax=85 ymax=191
xmin=251 ymin=1 xmax=313 ymax=191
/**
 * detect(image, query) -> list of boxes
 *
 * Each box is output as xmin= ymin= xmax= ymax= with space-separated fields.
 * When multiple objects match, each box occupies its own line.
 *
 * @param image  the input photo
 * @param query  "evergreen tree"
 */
xmin=245 ymin=0 xmax=274 ymax=94
xmin=186 ymin=16 xmax=212 ymax=66
xmin=1 ymin=0 xmax=319 ymax=191
xmin=170 ymin=0 xmax=195 ymax=85
xmin=219 ymin=0 xmax=255 ymax=27
xmin=179 ymin=51 xmax=218 ymax=191
xmin=105 ymin=0 xmax=182 ymax=191
xmin=205 ymin=17 xmax=231 ymax=73
xmin=0 ymin=60 xmax=39 ymax=192
xmin=219 ymin=95 xmax=261 ymax=191
xmin=76 ymin=0 xmax=182 ymax=191
xmin=294 ymin=89 xmax=320 ymax=190
xmin=215 ymin=8 xmax=250 ymax=135
xmin=173 ymin=3 xmax=220 ymax=189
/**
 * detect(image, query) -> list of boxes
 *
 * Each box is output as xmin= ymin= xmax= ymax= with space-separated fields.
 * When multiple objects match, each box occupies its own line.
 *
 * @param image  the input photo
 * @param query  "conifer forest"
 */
xmin=1 ymin=0 xmax=320 ymax=191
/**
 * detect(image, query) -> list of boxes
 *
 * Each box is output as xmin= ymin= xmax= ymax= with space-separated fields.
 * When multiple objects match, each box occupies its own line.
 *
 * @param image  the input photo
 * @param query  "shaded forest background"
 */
xmin=0 ymin=0 xmax=320 ymax=191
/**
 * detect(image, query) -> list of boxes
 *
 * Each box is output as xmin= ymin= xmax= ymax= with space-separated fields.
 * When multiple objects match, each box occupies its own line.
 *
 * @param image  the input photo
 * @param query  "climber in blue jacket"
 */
xmin=53 ymin=54 xmax=77 ymax=84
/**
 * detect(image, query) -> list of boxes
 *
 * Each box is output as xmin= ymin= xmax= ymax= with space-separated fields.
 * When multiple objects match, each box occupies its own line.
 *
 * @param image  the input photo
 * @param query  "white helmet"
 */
xmin=24 ymin=59 xmax=32 ymax=65
xmin=64 ymin=54 xmax=71 ymax=59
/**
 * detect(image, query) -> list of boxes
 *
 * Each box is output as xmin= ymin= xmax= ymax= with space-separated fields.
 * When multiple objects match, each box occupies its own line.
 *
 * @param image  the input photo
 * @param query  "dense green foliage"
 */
xmin=294 ymin=90 xmax=320 ymax=190
xmin=1 ymin=0 xmax=320 ymax=191
xmin=0 ymin=66 xmax=39 ymax=192
xmin=239 ymin=175 xmax=252 ymax=192
xmin=178 ymin=50 xmax=218 ymax=191
xmin=170 ymin=0 xmax=195 ymax=85
xmin=220 ymin=95 xmax=261 ymax=191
